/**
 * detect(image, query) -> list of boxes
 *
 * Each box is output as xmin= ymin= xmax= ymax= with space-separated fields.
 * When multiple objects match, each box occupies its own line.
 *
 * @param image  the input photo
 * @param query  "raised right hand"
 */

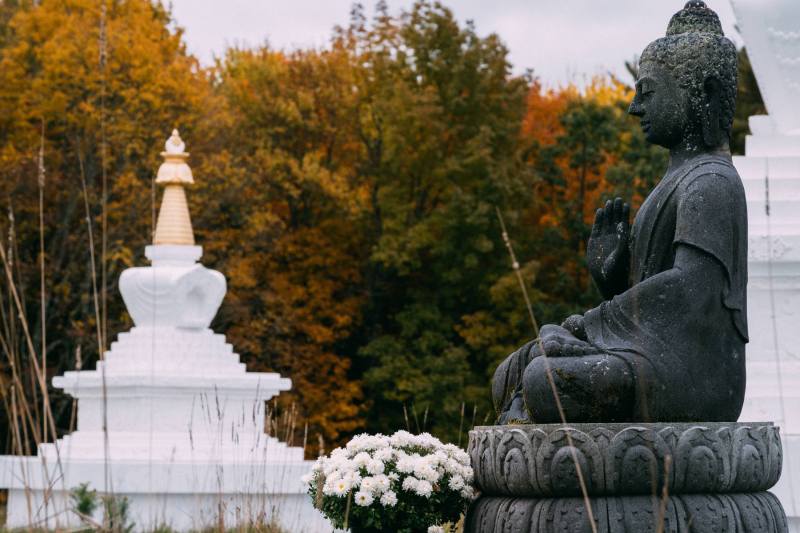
xmin=587 ymin=197 xmax=630 ymax=299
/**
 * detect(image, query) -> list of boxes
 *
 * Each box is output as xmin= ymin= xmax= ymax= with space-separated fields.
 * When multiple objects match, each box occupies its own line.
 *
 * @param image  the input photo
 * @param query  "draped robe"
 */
xmin=493 ymin=153 xmax=749 ymax=422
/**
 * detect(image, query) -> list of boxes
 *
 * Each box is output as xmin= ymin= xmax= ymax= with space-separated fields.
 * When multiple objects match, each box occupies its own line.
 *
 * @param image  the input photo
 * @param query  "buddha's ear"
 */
xmin=702 ymin=75 xmax=723 ymax=148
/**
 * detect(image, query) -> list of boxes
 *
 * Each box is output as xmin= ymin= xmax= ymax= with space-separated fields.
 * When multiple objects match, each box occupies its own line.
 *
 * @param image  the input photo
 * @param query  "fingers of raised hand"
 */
xmin=609 ymin=197 xmax=631 ymax=235
xmin=613 ymin=198 xmax=624 ymax=222
xmin=591 ymin=208 xmax=604 ymax=235
xmin=618 ymin=200 xmax=631 ymax=237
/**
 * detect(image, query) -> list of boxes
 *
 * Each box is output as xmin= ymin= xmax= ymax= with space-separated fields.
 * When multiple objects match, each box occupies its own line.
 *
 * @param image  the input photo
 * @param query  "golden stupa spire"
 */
xmin=153 ymin=129 xmax=195 ymax=245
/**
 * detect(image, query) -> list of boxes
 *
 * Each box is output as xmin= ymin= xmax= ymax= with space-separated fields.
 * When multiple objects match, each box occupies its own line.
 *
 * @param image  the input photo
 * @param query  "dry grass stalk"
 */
xmin=0 ymin=243 xmax=59 ymax=451
xmin=9 ymin=385 xmax=33 ymax=525
xmin=75 ymin=141 xmax=104 ymax=362
xmin=76 ymin=138 xmax=113 ymax=496
xmin=495 ymin=206 xmax=598 ymax=533
xmin=655 ymin=454 xmax=672 ymax=533
xmin=37 ymin=122 xmax=47 ymax=444
xmin=99 ymin=0 xmax=109 ymax=356
xmin=458 ymin=402 xmax=465 ymax=447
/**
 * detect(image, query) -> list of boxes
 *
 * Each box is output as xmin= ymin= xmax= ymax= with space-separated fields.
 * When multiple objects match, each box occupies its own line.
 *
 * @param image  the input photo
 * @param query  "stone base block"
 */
xmin=4 ymin=488 xmax=331 ymax=532
xmin=467 ymin=423 xmax=789 ymax=532
xmin=468 ymin=423 xmax=782 ymax=497
xmin=466 ymin=492 xmax=788 ymax=532
xmin=0 ymin=455 xmax=332 ymax=532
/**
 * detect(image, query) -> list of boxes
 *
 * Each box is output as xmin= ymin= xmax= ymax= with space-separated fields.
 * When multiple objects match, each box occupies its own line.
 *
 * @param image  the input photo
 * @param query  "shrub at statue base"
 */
xmin=304 ymin=430 xmax=475 ymax=532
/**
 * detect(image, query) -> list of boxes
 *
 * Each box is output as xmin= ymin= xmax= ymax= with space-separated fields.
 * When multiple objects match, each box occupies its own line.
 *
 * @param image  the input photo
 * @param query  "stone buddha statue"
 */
xmin=494 ymin=1 xmax=748 ymax=424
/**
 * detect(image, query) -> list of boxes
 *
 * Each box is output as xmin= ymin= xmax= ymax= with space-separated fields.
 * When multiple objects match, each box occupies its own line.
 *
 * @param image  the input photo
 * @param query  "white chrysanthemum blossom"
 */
xmin=415 ymin=479 xmax=434 ymax=498
xmin=374 ymin=447 xmax=394 ymax=461
xmin=428 ymin=526 xmax=445 ymax=533
xmin=390 ymin=430 xmax=414 ymax=448
xmin=322 ymin=476 xmax=351 ymax=498
xmin=360 ymin=476 xmax=377 ymax=494
xmin=396 ymin=454 xmax=416 ymax=474
xmin=402 ymin=476 xmax=420 ymax=492
xmin=367 ymin=458 xmax=385 ymax=475
xmin=321 ymin=474 xmax=340 ymax=496
xmin=374 ymin=474 xmax=391 ymax=492
xmin=380 ymin=490 xmax=398 ymax=507
xmin=354 ymin=490 xmax=374 ymax=507
xmin=461 ymin=485 xmax=476 ymax=500
xmin=353 ymin=451 xmax=372 ymax=467
xmin=448 ymin=475 xmax=465 ymax=491
xmin=348 ymin=433 xmax=392 ymax=454
xmin=331 ymin=447 xmax=350 ymax=459
xmin=414 ymin=460 xmax=441 ymax=483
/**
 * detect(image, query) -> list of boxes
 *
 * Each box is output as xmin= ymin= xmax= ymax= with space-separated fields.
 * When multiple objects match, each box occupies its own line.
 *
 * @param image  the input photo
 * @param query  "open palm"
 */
xmin=587 ymin=197 xmax=630 ymax=299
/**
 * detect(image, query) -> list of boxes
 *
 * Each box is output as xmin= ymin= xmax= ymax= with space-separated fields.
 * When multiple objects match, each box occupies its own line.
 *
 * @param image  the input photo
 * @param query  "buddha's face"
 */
xmin=628 ymin=61 xmax=692 ymax=149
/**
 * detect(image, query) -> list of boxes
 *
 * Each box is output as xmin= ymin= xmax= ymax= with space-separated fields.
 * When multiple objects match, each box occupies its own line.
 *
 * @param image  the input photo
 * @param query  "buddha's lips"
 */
xmin=640 ymin=121 xmax=651 ymax=131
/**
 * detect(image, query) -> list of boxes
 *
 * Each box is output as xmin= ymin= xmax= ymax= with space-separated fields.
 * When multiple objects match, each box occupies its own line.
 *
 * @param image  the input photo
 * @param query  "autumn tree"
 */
xmin=0 ymin=0 xmax=209 ymax=452
xmin=330 ymin=2 xmax=531 ymax=440
xmin=194 ymin=46 xmax=367 ymax=449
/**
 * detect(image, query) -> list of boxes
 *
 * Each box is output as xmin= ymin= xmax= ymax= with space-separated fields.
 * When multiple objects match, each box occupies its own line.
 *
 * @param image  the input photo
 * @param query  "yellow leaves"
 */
xmin=1 ymin=0 xmax=207 ymax=172
xmin=226 ymin=256 xmax=259 ymax=290
xmin=455 ymin=311 xmax=494 ymax=350
xmin=583 ymin=76 xmax=634 ymax=107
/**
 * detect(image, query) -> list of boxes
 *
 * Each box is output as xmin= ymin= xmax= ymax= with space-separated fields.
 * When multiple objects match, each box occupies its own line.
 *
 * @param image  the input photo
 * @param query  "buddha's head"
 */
xmin=629 ymin=1 xmax=737 ymax=152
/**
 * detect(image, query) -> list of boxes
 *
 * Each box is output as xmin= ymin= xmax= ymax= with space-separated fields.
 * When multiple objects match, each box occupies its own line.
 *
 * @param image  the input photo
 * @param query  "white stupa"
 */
xmin=0 ymin=130 xmax=330 ymax=532
xmin=730 ymin=1 xmax=800 ymax=531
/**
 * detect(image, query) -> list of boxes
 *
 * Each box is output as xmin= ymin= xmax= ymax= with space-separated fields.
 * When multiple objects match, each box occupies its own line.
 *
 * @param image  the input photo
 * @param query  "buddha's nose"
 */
xmin=628 ymin=98 xmax=644 ymax=117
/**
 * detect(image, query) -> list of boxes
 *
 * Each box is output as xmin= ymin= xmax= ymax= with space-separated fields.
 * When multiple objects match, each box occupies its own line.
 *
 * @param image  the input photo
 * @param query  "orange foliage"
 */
xmin=520 ymin=81 xmax=571 ymax=146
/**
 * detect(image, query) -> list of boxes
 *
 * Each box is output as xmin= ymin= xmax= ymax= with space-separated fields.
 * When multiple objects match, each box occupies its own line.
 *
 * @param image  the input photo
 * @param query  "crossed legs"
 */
xmin=492 ymin=325 xmax=639 ymax=423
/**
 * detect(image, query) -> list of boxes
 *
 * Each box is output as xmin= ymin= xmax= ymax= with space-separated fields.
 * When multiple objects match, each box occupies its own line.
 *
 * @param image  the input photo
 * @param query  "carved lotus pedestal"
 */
xmin=465 ymin=423 xmax=788 ymax=532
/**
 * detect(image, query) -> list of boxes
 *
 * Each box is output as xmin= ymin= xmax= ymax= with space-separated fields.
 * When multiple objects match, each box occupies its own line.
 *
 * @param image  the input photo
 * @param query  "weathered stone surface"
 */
xmin=466 ymin=492 xmax=788 ymax=533
xmin=468 ymin=423 xmax=782 ymax=497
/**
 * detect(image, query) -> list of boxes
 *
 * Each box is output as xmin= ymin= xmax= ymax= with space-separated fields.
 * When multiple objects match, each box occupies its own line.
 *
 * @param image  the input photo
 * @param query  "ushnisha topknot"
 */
xmin=667 ymin=0 xmax=724 ymax=37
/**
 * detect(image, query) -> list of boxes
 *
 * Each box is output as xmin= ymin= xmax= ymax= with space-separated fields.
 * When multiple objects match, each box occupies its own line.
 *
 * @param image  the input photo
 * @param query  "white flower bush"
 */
xmin=303 ymin=430 xmax=475 ymax=532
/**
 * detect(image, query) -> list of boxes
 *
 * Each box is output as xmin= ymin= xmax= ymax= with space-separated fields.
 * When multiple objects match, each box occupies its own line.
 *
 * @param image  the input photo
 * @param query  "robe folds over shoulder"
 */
xmin=583 ymin=153 xmax=748 ymax=421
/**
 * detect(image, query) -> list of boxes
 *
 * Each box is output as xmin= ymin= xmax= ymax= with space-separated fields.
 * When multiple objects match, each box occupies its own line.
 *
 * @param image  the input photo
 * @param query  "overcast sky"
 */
xmin=167 ymin=0 xmax=740 ymax=87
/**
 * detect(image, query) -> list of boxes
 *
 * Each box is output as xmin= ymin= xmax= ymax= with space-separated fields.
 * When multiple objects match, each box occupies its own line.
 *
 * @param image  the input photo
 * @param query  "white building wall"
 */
xmin=736 ymin=130 xmax=800 ymax=533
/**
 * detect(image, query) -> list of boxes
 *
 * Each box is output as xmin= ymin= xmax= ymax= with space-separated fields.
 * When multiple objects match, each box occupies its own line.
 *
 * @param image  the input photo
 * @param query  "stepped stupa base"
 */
xmin=0 ymin=456 xmax=328 ymax=531
xmin=466 ymin=423 xmax=789 ymax=533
